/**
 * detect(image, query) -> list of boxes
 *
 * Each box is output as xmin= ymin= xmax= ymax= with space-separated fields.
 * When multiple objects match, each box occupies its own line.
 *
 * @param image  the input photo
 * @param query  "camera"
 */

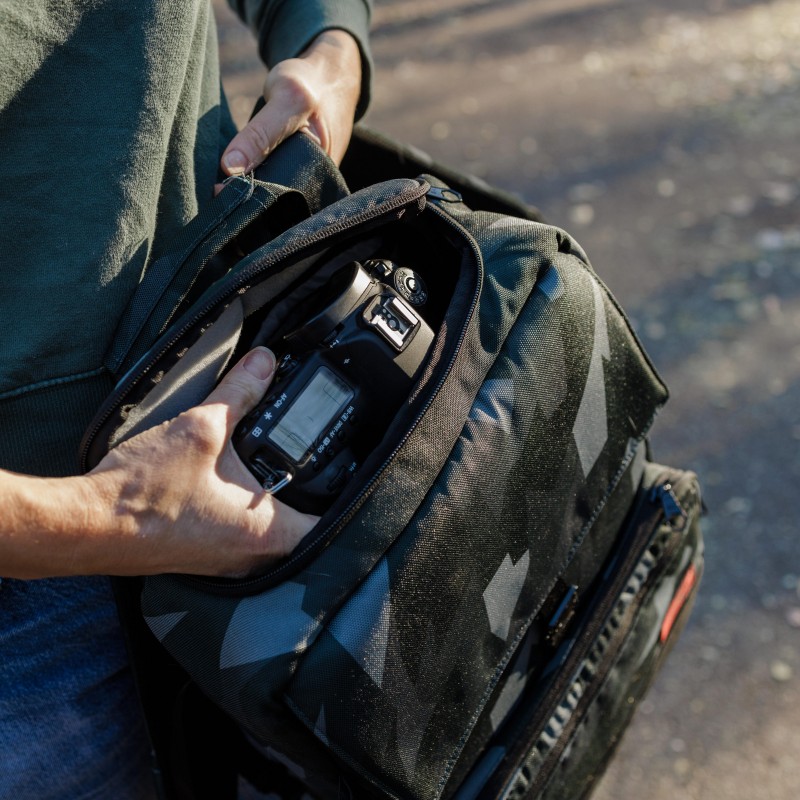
xmin=233 ymin=259 xmax=435 ymax=514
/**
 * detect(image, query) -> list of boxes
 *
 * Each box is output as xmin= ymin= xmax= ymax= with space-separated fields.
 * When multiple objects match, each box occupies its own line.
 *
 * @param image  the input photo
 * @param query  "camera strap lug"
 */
xmin=249 ymin=452 xmax=294 ymax=494
xmin=264 ymin=471 xmax=293 ymax=495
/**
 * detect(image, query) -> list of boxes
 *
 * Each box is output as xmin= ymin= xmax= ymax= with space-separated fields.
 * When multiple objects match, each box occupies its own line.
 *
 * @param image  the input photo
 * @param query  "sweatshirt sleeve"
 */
xmin=227 ymin=0 xmax=373 ymax=120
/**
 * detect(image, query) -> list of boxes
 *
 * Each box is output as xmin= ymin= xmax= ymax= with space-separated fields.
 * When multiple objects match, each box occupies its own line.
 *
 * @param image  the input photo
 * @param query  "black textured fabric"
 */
xmin=83 ymin=134 xmax=702 ymax=800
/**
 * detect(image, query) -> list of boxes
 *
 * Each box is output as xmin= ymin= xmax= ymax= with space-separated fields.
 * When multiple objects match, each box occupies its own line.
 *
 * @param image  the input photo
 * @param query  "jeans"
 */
xmin=0 ymin=576 xmax=156 ymax=799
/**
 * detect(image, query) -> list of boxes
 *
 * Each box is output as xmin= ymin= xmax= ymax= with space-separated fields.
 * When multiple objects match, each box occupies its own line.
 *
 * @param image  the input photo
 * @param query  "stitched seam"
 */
xmin=0 ymin=367 xmax=106 ymax=402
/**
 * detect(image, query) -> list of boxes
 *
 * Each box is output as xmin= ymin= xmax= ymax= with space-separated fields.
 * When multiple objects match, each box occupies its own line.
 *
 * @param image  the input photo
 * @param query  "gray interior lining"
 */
xmin=110 ymin=297 xmax=245 ymax=447
xmin=107 ymin=237 xmax=384 ymax=449
xmin=247 ymin=237 xmax=383 ymax=347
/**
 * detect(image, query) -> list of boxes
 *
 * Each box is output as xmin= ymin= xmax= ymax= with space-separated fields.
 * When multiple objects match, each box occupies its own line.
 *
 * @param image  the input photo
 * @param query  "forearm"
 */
xmin=0 ymin=469 xmax=126 ymax=579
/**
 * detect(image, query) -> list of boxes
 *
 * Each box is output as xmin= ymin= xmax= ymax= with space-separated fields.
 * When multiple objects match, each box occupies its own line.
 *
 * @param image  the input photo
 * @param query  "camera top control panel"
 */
xmin=232 ymin=259 xmax=435 ymax=515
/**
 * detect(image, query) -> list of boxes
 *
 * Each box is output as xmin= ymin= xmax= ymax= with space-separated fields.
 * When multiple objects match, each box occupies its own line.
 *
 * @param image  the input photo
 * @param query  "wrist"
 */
xmin=0 ymin=470 xmax=129 ymax=578
xmin=302 ymin=29 xmax=362 ymax=95
xmin=83 ymin=461 xmax=176 ymax=575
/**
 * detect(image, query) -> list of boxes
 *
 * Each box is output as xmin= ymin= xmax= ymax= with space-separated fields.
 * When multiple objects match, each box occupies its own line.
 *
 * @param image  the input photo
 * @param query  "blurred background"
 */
xmin=213 ymin=1 xmax=800 ymax=796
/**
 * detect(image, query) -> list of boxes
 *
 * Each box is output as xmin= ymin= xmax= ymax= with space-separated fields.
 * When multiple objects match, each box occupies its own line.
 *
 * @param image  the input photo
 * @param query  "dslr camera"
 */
xmin=233 ymin=259 xmax=434 ymax=514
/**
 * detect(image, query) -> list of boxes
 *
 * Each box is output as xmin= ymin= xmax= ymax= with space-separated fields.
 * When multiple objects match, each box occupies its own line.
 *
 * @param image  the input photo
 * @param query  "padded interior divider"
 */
xmin=110 ymin=297 xmax=245 ymax=447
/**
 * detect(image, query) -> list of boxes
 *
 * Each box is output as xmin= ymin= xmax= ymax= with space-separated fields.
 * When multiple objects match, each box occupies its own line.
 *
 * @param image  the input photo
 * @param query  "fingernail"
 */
xmin=243 ymin=349 xmax=275 ymax=380
xmin=223 ymin=150 xmax=248 ymax=175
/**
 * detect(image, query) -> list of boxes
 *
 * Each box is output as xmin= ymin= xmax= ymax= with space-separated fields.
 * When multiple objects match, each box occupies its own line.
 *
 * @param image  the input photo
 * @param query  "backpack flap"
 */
xmin=106 ymin=133 xmax=349 ymax=380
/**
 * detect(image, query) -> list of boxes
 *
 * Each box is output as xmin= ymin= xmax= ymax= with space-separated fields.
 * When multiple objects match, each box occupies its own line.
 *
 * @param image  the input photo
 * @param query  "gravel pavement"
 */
xmin=214 ymin=2 xmax=800 ymax=797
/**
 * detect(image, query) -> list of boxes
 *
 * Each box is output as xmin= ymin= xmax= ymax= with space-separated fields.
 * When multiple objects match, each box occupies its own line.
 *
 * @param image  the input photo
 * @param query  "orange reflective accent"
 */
xmin=660 ymin=564 xmax=698 ymax=643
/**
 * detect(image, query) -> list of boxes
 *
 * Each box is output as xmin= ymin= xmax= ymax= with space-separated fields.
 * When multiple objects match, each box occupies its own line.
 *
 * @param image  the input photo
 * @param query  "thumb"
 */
xmin=221 ymin=78 xmax=309 ymax=176
xmin=201 ymin=348 xmax=276 ymax=437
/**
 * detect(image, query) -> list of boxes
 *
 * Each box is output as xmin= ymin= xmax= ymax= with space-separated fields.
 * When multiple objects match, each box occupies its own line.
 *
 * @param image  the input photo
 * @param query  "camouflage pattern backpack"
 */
xmin=83 ymin=132 xmax=704 ymax=800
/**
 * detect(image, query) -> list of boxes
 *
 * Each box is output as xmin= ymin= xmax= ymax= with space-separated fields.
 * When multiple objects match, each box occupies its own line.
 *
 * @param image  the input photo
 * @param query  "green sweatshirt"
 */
xmin=0 ymin=0 xmax=371 ymax=478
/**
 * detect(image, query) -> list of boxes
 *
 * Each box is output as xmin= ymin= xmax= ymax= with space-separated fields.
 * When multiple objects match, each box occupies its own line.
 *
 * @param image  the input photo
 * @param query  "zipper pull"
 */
xmin=426 ymin=186 xmax=463 ymax=203
xmin=650 ymin=482 xmax=686 ymax=526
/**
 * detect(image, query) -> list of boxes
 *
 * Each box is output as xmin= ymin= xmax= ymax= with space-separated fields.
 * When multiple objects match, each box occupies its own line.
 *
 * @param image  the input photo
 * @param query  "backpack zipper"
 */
xmin=650 ymin=481 xmax=686 ymax=525
xmin=177 ymin=195 xmax=487 ymax=594
xmin=79 ymin=179 xmax=430 ymax=473
xmin=494 ymin=469 xmax=697 ymax=799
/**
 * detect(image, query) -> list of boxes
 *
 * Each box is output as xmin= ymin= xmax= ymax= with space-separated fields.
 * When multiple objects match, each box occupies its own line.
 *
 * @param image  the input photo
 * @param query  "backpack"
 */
xmin=82 ymin=131 xmax=704 ymax=800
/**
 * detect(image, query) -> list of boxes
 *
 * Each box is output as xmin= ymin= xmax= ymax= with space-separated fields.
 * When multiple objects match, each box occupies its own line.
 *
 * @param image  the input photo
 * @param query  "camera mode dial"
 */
xmin=364 ymin=259 xmax=428 ymax=308
xmin=393 ymin=267 xmax=428 ymax=307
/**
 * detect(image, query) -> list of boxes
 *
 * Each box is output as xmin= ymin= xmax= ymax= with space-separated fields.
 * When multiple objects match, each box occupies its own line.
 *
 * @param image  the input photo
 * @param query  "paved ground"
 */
xmin=214 ymin=1 xmax=800 ymax=797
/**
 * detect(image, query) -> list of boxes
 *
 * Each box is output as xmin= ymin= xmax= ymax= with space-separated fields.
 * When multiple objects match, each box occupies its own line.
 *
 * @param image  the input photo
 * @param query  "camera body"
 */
xmin=233 ymin=260 xmax=434 ymax=514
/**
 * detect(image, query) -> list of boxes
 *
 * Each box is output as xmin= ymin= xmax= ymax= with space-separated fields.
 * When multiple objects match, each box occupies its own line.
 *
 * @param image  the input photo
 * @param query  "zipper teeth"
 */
xmin=79 ymin=180 xmax=428 ymax=471
xmin=502 ymin=470 xmax=694 ymax=799
xmin=186 ymin=198 xmax=485 ymax=593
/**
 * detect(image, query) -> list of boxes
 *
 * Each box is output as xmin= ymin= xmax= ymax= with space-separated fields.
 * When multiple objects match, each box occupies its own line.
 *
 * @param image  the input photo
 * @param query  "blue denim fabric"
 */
xmin=0 ymin=576 xmax=157 ymax=799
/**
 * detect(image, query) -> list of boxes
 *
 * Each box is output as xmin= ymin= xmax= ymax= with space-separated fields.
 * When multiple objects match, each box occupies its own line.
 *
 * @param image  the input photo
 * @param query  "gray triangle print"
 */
xmin=145 ymin=611 xmax=188 ymax=642
xmin=314 ymin=705 xmax=329 ymax=745
xmin=483 ymin=551 xmax=530 ymax=641
xmin=469 ymin=378 xmax=514 ymax=434
xmin=219 ymin=582 xmax=320 ymax=669
xmin=489 ymin=630 xmax=535 ymax=730
xmin=328 ymin=557 xmax=391 ymax=686
xmin=573 ymin=277 xmax=610 ymax=476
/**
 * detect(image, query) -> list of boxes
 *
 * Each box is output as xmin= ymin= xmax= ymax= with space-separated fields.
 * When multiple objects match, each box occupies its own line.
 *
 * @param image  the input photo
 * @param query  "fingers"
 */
xmin=201 ymin=348 xmax=276 ymax=438
xmin=221 ymin=66 xmax=314 ymax=176
xmin=219 ymin=31 xmax=361 ymax=177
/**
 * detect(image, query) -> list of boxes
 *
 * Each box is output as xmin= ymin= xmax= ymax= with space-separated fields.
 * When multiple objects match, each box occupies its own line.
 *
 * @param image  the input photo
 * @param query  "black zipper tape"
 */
xmin=489 ymin=469 xmax=699 ymax=800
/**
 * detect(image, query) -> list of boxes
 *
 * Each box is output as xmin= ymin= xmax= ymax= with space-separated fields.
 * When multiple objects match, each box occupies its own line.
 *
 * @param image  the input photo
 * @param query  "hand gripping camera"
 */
xmin=233 ymin=259 xmax=434 ymax=514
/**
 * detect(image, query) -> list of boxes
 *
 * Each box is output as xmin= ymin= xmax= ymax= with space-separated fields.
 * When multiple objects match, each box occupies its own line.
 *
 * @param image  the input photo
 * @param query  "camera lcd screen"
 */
xmin=268 ymin=367 xmax=353 ymax=462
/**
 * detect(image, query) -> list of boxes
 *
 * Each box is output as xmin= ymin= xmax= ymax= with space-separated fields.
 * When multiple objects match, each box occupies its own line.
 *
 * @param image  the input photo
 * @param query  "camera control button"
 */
xmin=325 ymin=447 xmax=335 ymax=459
xmin=365 ymin=259 xmax=395 ymax=279
xmin=326 ymin=466 xmax=349 ymax=493
xmin=276 ymin=355 xmax=298 ymax=377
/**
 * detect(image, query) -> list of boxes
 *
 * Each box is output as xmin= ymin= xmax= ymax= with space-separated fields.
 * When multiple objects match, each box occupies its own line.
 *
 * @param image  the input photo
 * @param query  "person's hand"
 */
xmin=86 ymin=347 xmax=318 ymax=578
xmin=221 ymin=29 xmax=362 ymax=174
